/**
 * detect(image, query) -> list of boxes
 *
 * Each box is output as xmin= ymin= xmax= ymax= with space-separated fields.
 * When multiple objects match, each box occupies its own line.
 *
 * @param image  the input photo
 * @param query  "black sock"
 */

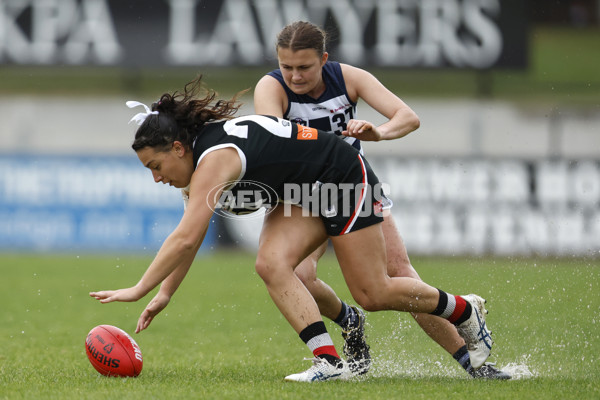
xmin=318 ymin=354 xmax=343 ymax=367
xmin=453 ymin=345 xmax=473 ymax=372
xmin=333 ymin=301 xmax=357 ymax=329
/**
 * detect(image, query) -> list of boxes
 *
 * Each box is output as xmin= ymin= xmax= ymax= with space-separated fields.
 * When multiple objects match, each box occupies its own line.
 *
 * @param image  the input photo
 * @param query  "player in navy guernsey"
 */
xmin=90 ymin=76 xmax=497 ymax=383
xmin=266 ymin=61 xmax=361 ymax=152
xmin=254 ymin=21 xmax=510 ymax=380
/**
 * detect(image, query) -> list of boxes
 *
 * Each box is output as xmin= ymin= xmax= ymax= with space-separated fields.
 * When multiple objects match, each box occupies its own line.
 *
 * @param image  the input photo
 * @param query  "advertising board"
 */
xmin=222 ymin=157 xmax=600 ymax=257
xmin=0 ymin=154 xmax=216 ymax=252
xmin=0 ymin=0 xmax=527 ymax=68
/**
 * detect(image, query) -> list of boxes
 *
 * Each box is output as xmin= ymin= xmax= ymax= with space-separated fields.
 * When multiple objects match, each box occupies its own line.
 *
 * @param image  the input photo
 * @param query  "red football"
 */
xmin=85 ymin=325 xmax=143 ymax=377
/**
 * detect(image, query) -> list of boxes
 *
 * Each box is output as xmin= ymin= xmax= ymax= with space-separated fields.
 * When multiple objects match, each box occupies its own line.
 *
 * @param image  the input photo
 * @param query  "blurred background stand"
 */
xmin=0 ymin=0 xmax=598 ymax=257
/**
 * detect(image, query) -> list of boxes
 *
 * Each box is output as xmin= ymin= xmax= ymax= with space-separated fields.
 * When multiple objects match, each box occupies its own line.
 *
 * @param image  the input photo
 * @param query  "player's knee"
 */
xmin=387 ymin=258 xmax=420 ymax=280
xmin=255 ymin=253 xmax=297 ymax=286
xmin=255 ymin=255 xmax=276 ymax=284
xmin=294 ymin=269 xmax=310 ymax=287
xmin=352 ymin=290 xmax=388 ymax=312
xmin=358 ymin=298 xmax=387 ymax=312
xmin=294 ymin=264 xmax=317 ymax=287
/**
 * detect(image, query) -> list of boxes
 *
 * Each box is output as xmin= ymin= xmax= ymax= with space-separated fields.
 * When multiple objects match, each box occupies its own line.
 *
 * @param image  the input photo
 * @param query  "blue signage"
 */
xmin=0 ymin=154 xmax=216 ymax=252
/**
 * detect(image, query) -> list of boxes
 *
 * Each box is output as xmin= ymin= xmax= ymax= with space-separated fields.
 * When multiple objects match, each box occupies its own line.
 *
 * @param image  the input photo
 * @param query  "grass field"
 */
xmin=1 ymin=21 xmax=598 ymax=399
xmin=1 ymin=252 xmax=599 ymax=399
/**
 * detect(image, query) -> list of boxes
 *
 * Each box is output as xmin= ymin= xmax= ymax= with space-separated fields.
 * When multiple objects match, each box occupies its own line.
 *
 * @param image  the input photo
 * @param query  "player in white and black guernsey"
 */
xmin=192 ymin=115 xmax=384 ymax=235
xmin=95 ymin=77 xmax=497 ymax=384
xmin=254 ymin=21 xmax=510 ymax=380
xmin=267 ymin=61 xmax=361 ymax=152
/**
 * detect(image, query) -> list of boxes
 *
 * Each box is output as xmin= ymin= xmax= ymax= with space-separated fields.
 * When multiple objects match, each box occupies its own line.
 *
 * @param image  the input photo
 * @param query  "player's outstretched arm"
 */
xmin=90 ymin=287 xmax=146 ymax=303
xmin=136 ymin=291 xmax=171 ymax=333
xmin=135 ymin=247 xmax=198 ymax=333
xmin=90 ymin=148 xmax=242 ymax=311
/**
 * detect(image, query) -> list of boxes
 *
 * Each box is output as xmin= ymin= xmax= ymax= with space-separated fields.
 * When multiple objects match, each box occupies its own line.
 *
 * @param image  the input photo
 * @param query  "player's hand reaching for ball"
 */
xmin=90 ymin=286 xmax=145 ymax=304
xmin=136 ymin=291 xmax=171 ymax=333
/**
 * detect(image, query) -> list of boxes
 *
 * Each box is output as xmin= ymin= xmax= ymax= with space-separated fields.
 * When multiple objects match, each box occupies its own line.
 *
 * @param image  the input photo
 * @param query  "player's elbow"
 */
xmin=390 ymin=109 xmax=420 ymax=140
xmin=408 ymin=112 xmax=420 ymax=133
xmin=179 ymin=238 xmax=199 ymax=253
xmin=171 ymin=230 xmax=202 ymax=254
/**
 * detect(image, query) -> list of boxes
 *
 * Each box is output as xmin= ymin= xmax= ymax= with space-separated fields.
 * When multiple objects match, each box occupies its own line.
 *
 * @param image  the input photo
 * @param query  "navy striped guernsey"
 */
xmin=267 ymin=61 xmax=361 ymax=152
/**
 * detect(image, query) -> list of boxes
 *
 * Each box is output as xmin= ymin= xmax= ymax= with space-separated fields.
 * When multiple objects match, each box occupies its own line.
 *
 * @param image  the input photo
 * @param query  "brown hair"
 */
xmin=276 ymin=21 xmax=327 ymax=56
xmin=131 ymin=75 xmax=246 ymax=152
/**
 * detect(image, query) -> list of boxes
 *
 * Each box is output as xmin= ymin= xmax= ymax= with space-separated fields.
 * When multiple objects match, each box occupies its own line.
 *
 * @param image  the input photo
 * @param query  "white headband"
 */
xmin=126 ymin=100 xmax=159 ymax=126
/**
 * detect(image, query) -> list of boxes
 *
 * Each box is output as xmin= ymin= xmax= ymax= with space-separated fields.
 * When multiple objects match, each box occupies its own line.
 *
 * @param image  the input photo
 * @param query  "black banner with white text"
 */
xmin=0 ymin=0 xmax=528 ymax=68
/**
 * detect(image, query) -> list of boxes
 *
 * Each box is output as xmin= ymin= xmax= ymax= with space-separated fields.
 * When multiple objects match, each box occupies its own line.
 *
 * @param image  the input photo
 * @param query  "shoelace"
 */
xmin=303 ymin=357 xmax=321 ymax=364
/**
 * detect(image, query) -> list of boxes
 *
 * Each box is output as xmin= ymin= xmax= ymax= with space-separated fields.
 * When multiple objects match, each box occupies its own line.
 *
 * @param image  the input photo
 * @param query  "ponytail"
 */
xmin=131 ymin=75 xmax=247 ymax=152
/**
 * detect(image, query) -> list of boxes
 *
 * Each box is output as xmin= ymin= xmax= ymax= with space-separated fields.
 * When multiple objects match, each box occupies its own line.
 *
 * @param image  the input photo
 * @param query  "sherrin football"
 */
xmin=85 ymin=325 xmax=143 ymax=377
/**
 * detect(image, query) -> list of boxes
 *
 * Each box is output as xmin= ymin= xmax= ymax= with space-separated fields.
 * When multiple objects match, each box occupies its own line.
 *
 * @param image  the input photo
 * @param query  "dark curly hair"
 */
xmin=131 ymin=75 xmax=246 ymax=152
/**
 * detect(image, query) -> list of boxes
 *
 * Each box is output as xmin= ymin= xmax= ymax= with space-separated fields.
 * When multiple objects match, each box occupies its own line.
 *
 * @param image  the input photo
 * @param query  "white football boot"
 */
xmin=456 ymin=294 xmax=494 ymax=369
xmin=284 ymin=357 xmax=350 ymax=382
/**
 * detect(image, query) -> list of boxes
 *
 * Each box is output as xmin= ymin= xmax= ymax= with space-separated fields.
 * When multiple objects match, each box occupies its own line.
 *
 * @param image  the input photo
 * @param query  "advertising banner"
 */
xmin=370 ymin=157 xmax=600 ymax=256
xmin=0 ymin=0 xmax=527 ymax=68
xmin=222 ymin=156 xmax=600 ymax=257
xmin=2 ymin=154 xmax=598 ymax=256
xmin=0 ymin=154 xmax=216 ymax=252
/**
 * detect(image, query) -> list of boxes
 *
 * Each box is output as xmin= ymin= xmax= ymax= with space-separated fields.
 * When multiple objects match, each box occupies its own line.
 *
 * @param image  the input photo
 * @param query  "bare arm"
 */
xmin=90 ymin=148 xmax=242 ymax=325
xmin=254 ymin=75 xmax=287 ymax=117
xmin=134 ymin=248 xmax=198 ymax=333
xmin=341 ymin=64 xmax=420 ymax=141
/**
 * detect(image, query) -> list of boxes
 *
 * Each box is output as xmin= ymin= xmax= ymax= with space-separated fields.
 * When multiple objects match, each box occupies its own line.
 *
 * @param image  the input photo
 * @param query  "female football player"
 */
xmin=90 ymin=75 xmax=494 ymax=382
xmin=253 ymin=20 xmax=509 ymax=380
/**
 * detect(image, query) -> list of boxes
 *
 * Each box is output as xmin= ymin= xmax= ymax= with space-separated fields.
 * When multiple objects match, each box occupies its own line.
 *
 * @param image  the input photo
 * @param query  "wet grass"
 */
xmin=1 ymin=252 xmax=599 ymax=399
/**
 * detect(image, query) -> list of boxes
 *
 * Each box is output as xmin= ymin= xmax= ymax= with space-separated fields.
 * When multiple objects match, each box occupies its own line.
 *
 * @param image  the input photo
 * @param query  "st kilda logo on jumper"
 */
xmin=207 ymin=180 xmax=279 ymax=220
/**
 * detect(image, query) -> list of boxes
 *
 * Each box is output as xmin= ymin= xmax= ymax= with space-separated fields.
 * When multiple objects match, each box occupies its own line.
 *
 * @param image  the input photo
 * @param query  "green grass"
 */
xmin=1 ymin=27 xmax=599 ymax=106
xmin=1 ymin=252 xmax=599 ymax=399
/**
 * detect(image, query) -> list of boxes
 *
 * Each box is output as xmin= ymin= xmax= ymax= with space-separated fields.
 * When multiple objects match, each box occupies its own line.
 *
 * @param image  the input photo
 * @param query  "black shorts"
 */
xmin=310 ymin=154 xmax=392 ymax=236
